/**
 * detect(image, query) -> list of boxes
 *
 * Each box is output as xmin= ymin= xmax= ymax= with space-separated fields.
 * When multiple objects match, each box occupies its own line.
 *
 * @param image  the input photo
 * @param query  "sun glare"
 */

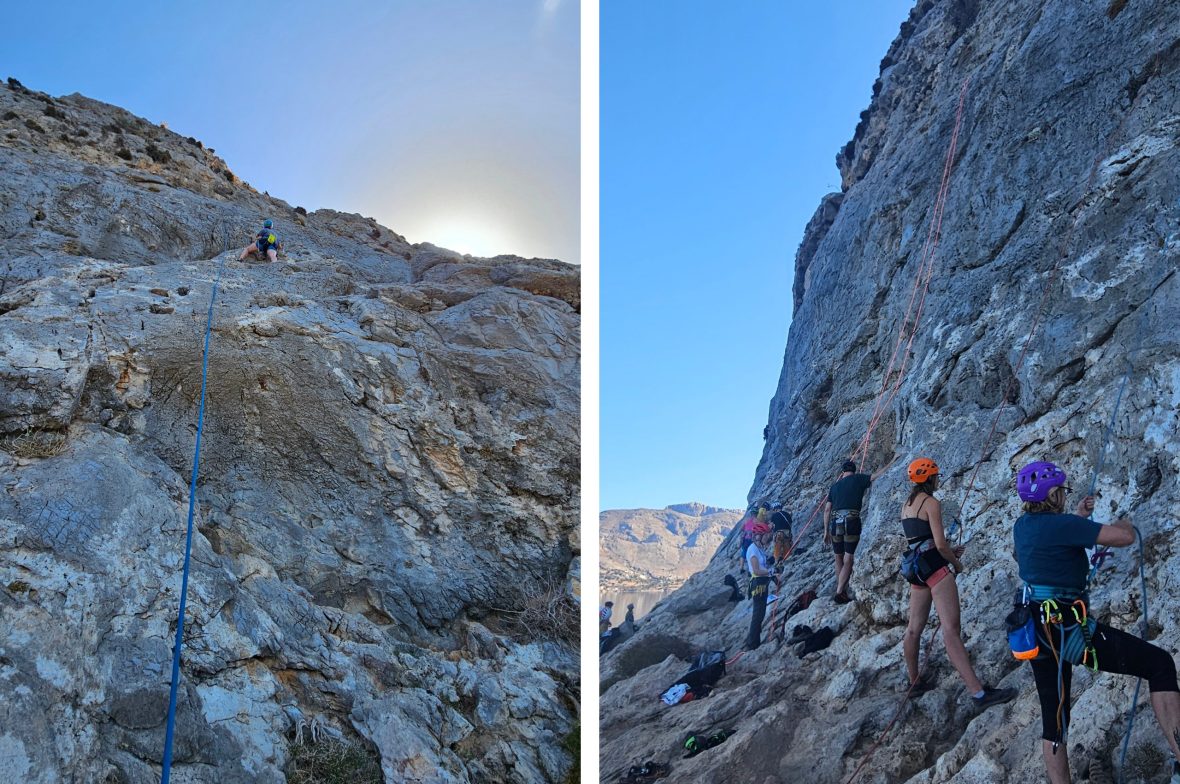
xmin=418 ymin=215 xmax=518 ymax=259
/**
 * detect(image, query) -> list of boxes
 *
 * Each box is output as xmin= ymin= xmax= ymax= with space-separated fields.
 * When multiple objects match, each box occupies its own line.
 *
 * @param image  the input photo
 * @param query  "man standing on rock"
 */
xmin=744 ymin=522 xmax=773 ymax=650
xmin=823 ymin=458 xmax=893 ymax=602
xmin=238 ymin=218 xmax=282 ymax=263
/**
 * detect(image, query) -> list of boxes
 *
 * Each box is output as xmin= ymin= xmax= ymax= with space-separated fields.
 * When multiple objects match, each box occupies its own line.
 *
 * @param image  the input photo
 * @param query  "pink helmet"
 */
xmin=1017 ymin=461 xmax=1067 ymax=502
xmin=749 ymin=522 xmax=771 ymax=536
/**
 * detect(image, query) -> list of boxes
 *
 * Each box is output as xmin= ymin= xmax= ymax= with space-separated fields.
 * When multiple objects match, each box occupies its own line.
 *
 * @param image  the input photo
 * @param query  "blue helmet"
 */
xmin=262 ymin=219 xmax=273 ymax=228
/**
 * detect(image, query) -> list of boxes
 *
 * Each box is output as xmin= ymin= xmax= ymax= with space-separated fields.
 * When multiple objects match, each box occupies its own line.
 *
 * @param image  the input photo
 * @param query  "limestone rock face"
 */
xmin=0 ymin=80 xmax=579 ymax=782
xmin=602 ymin=3 xmax=1180 ymax=782
xmin=600 ymin=504 xmax=742 ymax=591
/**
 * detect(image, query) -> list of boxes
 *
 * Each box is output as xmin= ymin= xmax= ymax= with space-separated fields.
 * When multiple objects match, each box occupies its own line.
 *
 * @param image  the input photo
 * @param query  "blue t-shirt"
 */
xmin=1013 ymin=512 xmax=1103 ymax=592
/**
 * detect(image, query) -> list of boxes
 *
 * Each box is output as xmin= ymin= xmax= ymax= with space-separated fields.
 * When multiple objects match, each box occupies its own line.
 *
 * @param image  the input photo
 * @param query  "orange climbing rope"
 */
xmin=856 ymin=77 xmax=970 ymax=467
xmin=760 ymin=79 xmax=972 ymax=649
xmin=845 ymin=67 xmax=1151 ymax=784
xmin=837 ymin=77 xmax=974 ymax=783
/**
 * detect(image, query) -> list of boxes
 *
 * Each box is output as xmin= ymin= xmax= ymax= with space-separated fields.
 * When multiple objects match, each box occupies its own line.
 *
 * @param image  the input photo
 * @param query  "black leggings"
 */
xmin=1029 ymin=620 xmax=1178 ymax=742
xmin=746 ymin=576 xmax=769 ymax=650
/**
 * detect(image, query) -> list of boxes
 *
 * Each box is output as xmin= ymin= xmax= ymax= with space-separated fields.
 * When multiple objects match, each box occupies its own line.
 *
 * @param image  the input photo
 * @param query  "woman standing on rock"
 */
xmin=1012 ymin=461 xmax=1180 ymax=784
xmin=744 ymin=522 xmax=773 ymax=651
xmin=899 ymin=457 xmax=1015 ymax=709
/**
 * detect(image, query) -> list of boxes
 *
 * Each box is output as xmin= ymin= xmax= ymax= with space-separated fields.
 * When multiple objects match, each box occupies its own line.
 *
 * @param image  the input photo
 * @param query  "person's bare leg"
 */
xmin=832 ymin=552 xmax=844 ymax=592
xmin=1042 ymin=740 xmax=1070 ymax=784
xmin=837 ymin=554 xmax=855 ymax=595
xmin=1149 ymin=690 xmax=1180 ymax=760
xmin=266 ymin=248 xmax=278 ymax=263
xmin=239 ymin=245 xmax=254 ymax=261
xmin=930 ymin=575 xmax=983 ymax=693
xmin=904 ymin=585 xmax=933 ymax=683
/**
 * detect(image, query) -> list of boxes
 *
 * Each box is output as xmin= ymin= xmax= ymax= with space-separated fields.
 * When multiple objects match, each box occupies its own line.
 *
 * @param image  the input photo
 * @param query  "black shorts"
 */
xmin=1029 ymin=620 xmax=1178 ymax=741
xmin=831 ymin=513 xmax=861 ymax=555
xmin=256 ymin=240 xmax=277 ymax=253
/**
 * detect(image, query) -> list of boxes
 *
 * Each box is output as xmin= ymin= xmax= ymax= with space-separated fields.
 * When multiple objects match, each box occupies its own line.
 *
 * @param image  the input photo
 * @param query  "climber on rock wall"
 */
xmin=1011 ymin=461 xmax=1180 ymax=784
xmin=899 ymin=457 xmax=1016 ymax=708
xmin=238 ymin=218 xmax=282 ymax=263
xmin=769 ymin=502 xmax=792 ymax=539
xmin=823 ymin=457 xmax=893 ymax=602
xmin=744 ymin=522 xmax=773 ymax=651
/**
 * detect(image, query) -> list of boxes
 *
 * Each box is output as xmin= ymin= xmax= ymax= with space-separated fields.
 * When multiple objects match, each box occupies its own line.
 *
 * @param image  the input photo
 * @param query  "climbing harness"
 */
xmin=899 ymin=538 xmax=943 ymax=587
xmin=160 ymin=229 xmax=230 ymax=784
xmin=1039 ymin=595 xmax=1097 ymax=749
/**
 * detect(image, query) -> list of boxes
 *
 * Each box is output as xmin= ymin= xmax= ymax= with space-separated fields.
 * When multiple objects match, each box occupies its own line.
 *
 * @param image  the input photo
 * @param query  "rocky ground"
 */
xmin=601 ymin=1 xmax=1179 ymax=782
xmin=0 ymin=78 xmax=579 ymax=783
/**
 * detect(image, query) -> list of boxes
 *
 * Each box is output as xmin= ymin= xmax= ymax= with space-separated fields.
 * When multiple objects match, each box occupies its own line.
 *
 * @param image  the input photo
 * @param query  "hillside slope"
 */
xmin=0 ymin=78 xmax=579 ymax=783
xmin=601 ymin=2 xmax=1180 ymax=782
xmin=600 ymin=504 xmax=742 ymax=592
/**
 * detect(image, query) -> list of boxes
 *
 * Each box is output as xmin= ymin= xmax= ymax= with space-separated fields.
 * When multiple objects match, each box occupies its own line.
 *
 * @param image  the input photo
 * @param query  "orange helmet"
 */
xmin=908 ymin=458 xmax=939 ymax=484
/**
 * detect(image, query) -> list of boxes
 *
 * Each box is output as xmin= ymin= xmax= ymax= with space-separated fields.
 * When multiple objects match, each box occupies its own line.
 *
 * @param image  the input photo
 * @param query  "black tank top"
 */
xmin=900 ymin=496 xmax=932 ymax=545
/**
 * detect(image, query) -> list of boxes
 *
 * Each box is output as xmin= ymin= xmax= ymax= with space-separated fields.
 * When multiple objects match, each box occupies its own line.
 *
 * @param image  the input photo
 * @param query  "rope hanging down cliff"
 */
xmin=1086 ymin=310 xmax=1147 ymax=583
xmin=160 ymin=229 xmax=230 ymax=784
xmin=839 ymin=77 xmax=983 ymax=784
xmin=761 ymin=77 xmax=972 ymax=651
xmin=847 ymin=70 xmax=1157 ymax=784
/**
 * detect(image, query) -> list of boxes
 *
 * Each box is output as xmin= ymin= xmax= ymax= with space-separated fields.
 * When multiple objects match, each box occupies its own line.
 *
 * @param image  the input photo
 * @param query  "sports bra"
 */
xmin=900 ymin=495 xmax=933 ymax=545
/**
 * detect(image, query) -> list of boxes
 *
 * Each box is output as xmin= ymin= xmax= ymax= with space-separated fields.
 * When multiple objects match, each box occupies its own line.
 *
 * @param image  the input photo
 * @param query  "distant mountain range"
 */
xmin=599 ymin=503 xmax=744 ymax=591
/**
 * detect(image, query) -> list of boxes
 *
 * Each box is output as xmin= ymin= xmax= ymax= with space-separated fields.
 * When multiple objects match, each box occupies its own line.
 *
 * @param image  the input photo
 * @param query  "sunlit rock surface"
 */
xmin=601 ymin=2 xmax=1180 ymax=782
xmin=0 ymin=78 xmax=579 ymax=783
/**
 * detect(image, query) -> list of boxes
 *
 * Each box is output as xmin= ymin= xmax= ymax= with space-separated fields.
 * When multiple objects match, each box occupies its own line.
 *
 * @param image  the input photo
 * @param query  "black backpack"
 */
xmin=677 ymin=651 xmax=726 ymax=691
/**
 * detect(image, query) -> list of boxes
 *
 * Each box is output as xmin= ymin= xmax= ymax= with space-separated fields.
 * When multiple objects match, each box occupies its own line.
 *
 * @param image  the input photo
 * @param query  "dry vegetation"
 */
xmin=286 ymin=735 xmax=382 ymax=784
xmin=495 ymin=573 xmax=579 ymax=646
xmin=0 ymin=428 xmax=68 ymax=458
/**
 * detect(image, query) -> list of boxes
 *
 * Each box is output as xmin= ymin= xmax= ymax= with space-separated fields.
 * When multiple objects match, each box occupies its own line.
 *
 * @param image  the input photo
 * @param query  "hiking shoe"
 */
xmin=971 ymin=686 xmax=1017 ymax=710
xmin=834 ymin=591 xmax=852 ymax=604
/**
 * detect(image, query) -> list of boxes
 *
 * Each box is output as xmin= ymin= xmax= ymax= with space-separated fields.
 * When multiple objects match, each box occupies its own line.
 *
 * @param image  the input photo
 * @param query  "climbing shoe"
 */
xmin=907 ymin=674 xmax=936 ymax=696
xmin=786 ymin=624 xmax=814 ymax=644
xmin=1087 ymin=757 xmax=1114 ymax=784
xmin=971 ymin=685 xmax=1017 ymax=710
xmin=833 ymin=591 xmax=852 ymax=604
xmin=623 ymin=761 xmax=669 ymax=782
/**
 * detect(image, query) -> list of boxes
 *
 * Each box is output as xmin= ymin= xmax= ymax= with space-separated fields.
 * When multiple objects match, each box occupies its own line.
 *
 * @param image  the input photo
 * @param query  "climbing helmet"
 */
xmin=908 ymin=458 xmax=939 ymax=484
xmin=1016 ymin=461 xmax=1067 ymax=502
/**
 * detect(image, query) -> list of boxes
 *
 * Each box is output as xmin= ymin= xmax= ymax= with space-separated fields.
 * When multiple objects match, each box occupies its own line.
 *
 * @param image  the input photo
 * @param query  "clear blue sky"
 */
xmin=1 ymin=0 xmax=579 ymax=263
xmin=601 ymin=0 xmax=915 ymax=511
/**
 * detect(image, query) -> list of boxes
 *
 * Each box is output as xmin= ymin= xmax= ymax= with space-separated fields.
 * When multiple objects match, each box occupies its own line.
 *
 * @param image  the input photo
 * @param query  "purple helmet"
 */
xmin=1017 ymin=461 xmax=1067 ymax=502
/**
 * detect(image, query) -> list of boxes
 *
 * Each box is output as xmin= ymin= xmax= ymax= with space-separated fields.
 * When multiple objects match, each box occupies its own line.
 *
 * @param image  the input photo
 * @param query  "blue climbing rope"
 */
xmin=161 ymin=233 xmax=230 ymax=784
xmin=1087 ymin=311 xmax=1147 ymax=584
xmin=1116 ymin=526 xmax=1148 ymax=784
